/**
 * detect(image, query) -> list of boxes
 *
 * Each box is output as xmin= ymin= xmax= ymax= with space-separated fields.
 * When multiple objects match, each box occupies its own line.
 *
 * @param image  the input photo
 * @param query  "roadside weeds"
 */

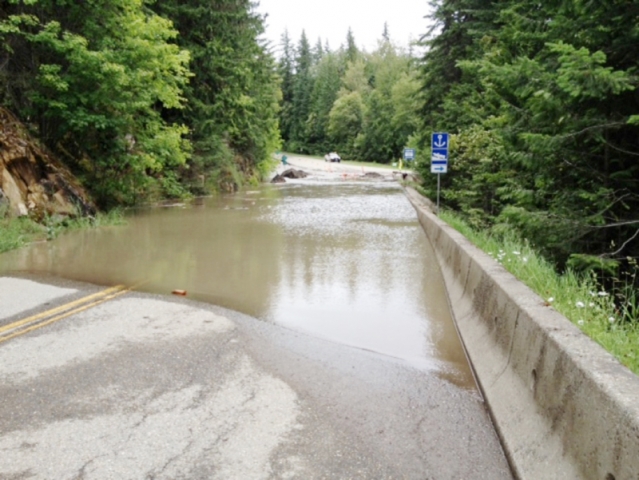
xmin=440 ymin=210 xmax=639 ymax=375
xmin=0 ymin=208 xmax=125 ymax=254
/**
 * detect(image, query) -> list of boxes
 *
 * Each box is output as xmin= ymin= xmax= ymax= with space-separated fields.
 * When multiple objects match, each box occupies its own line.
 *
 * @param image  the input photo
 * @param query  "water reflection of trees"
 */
xmin=0 ymin=184 xmax=471 ymax=382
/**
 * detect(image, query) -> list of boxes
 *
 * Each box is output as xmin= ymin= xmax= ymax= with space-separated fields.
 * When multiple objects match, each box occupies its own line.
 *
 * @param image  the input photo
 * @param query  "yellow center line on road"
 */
xmin=0 ymin=285 xmax=131 ymax=344
xmin=0 ymin=284 xmax=126 ymax=335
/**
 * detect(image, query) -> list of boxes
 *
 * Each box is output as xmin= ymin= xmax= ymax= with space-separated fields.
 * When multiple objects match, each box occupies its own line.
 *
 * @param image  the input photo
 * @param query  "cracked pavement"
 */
xmin=0 ymin=277 xmax=512 ymax=479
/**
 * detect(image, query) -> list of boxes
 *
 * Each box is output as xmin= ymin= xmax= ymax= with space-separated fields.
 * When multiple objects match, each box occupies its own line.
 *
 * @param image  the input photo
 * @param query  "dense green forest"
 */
xmin=2 ymin=0 xmax=638 ymax=285
xmin=277 ymin=26 xmax=421 ymax=162
xmin=0 ymin=0 xmax=279 ymax=207
xmin=277 ymin=2 xmax=638 ymax=320
xmin=415 ymin=0 xmax=639 ymax=276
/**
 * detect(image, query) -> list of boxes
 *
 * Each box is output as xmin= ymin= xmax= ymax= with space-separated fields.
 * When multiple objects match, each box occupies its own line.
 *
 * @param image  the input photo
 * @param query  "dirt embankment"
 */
xmin=0 ymin=108 xmax=95 ymax=219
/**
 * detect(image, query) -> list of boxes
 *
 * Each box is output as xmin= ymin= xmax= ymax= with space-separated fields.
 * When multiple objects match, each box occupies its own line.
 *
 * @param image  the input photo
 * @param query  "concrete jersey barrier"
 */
xmin=404 ymin=187 xmax=639 ymax=480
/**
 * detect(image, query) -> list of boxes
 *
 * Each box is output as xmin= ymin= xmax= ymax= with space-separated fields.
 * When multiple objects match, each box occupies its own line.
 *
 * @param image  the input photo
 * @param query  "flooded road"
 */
xmin=0 ymin=179 xmax=473 ymax=388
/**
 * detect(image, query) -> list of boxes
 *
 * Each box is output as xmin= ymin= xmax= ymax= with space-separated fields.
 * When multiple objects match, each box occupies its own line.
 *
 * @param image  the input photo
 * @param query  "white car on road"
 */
xmin=324 ymin=152 xmax=341 ymax=163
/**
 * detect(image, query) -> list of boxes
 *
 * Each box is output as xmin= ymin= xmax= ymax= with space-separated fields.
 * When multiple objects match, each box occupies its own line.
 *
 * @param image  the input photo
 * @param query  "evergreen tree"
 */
xmin=415 ymin=0 xmax=639 ymax=269
xmin=288 ymin=31 xmax=314 ymax=152
xmin=327 ymin=58 xmax=369 ymax=157
xmin=151 ymin=0 xmax=280 ymax=191
xmin=277 ymin=30 xmax=295 ymax=145
xmin=306 ymin=52 xmax=341 ymax=153
xmin=357 ymin=38 xmax=410 ymax=163
xmin=0 ymin=0 xmax=191 ymax=205
xmin=274 ymin=25 xmax=422 ymax=163
xmin=345 ymin=28 xmax=359 ymax=63
xmin=382 ymin=22 xmax=390 ymax=42
xmin=313 ymin=37 xmax=324 ymax=63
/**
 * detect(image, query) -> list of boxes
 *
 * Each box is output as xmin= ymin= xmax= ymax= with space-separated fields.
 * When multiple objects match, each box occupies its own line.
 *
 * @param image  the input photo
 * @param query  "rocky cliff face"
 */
xmin=0 ymin=108 xmax=95 ymax=219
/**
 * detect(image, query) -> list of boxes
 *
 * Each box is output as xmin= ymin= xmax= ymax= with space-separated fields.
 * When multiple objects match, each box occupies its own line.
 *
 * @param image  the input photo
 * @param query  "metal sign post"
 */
xmin=431 ymin=132 xmax=449 ymax=214
xmin=437 ymin=172 xmax=441 ymax=213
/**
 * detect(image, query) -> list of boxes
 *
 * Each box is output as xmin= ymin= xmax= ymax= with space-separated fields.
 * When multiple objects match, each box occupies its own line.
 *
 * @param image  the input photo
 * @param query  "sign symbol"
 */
xmin=431 ymin=132 xmax=449 ymax=175
xmin=434 ymin=134 xmax=447 ymax=148
xmin=431 ymin=164 xmax=448 ymax=173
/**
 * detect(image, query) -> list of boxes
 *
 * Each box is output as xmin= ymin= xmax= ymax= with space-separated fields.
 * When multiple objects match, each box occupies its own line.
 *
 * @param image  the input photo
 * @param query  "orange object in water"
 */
xmin=172 ymin=289 xmax=187 ymax=296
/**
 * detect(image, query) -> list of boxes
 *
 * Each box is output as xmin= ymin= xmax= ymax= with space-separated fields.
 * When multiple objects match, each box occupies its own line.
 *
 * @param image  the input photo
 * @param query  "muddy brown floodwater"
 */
xmin=0 ymin=180 xmax=475 ymax=388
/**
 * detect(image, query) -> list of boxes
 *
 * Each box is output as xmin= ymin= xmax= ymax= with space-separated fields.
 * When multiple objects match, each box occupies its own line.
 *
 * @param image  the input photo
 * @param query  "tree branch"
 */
xmin=592 ymin=219 xmax=639 ymax=229
xmin=598 ymin=138 xmax=639 ymax=158
xmin=557 ymin=122 xmax=626 ymax=140
xmin=604 ymin=228 xmax=639 ymax=258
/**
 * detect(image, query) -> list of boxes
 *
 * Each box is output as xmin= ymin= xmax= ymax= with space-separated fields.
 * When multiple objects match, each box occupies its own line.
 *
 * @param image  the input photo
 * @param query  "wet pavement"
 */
xmin=0 ymin=156 xmax=513 ymax=478
xmin=1 ymin=170 xmax=470 ymax=386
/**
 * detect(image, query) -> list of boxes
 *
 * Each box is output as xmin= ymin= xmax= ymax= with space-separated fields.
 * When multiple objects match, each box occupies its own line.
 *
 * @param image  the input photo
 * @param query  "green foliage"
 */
xmin=391 ymin=72 xmax=421 ymax=140
xmin=1 ymin=0 xmax=280 ymax=206
xmin=435 ymin=127 xmax=515 ymax=228
xmin=1 ymin=0 xmax=192 ymax=207
xmin=0 ymin=204 xmax=125 ymax=253
xmin=549 ymin=42 xmax=634 ymax=99
xmin=278 ymin=29 xmax=420 ymax=162
xmin=277 ymin=30 xmax=296 ymax=144
xmin=151 ymin=0 xmax=281 ymax=190
xmin=306 ymin=53 xmax=341 ymax=153
xmin=416 ymin=0 xmax=639 ymax=274
xmin=0 ymin=211 xmax=44 ymax=253
xmin=327 ymin=91 xmax=365 ymax=157
xmin=288 ymin=31 xmax=314 ymax=153
xmin=413 ymin=1 xmax=639 ymax=367
xmin=440 ymin=209 xmax=639 ymax=374
xmin=345 ymin=28 xmax=359 ymax=63
xmin=567 ymin=254 xmax=620 ymax=277
xmin=356 ymin=38 xmax=414 ymax=164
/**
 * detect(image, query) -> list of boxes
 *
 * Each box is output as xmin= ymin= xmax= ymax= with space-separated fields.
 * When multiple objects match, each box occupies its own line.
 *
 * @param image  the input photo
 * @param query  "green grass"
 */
xmin=0 ymin=208 xmax=126 ymax=254
xmin=440 ymin=209 xmax=639 ymax=375
xmin=0 ymin=215 xmax=46 ymax=253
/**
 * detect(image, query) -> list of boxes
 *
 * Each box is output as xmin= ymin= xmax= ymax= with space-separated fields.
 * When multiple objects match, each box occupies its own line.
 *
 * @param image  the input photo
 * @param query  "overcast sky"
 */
xmin=255 ymin=0 xmax=434 ymax=54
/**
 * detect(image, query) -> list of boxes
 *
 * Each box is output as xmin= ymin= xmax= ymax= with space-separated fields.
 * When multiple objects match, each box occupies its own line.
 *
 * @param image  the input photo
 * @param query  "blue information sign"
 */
xmin=431 ymin=132 xmax=449 ymax=174
xmin=403 ymin=148 xmax=416 ymax=161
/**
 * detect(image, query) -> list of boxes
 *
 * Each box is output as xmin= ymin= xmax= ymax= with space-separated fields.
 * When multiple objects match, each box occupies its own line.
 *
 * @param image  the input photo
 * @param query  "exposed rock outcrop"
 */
xmin=0 ymin=108 xmax=95 ymax=219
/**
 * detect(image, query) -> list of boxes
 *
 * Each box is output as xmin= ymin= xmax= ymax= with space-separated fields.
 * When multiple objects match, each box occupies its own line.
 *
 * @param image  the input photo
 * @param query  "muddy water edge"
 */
xmin=0 ymin=181 xmax=475 ymax=388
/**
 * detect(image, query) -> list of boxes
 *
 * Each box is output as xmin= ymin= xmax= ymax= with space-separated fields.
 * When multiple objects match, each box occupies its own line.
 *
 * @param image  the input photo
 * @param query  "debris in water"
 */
xmin=172 ymin=289 xmax=187 ymax=296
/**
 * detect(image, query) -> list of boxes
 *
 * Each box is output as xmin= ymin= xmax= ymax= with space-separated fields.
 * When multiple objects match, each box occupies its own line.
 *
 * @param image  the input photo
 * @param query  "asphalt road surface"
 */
xmin=0 ymin=276 xmax=512 ymax=478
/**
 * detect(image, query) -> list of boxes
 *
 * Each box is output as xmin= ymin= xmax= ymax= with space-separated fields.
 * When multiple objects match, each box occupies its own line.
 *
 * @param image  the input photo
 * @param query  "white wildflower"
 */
xmin=598 ymin=291 xmax=609 ymax=297
xmin=523 ymin=257 xmax=529 ymax=263
xmin=576 ymin=301 xmax=585 ymax=308
xmin=577 ymin=320 xmax=584 ymax=326
xmin=589 ymin=302 xmax=595 ymax=308
xmin=609 ymin=317 xmax=616 ymax=323
xmin=512 ymin=251 xmax=521 ymax=255
xmin=547 ymin=297 xmax=554 ymax=303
